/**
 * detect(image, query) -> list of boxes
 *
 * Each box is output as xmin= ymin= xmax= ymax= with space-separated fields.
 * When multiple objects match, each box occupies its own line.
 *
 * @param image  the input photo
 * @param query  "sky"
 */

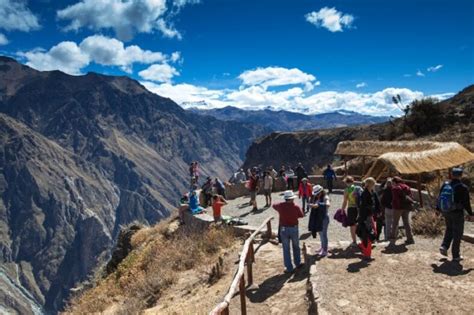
xmin=0 ymin=0 xmax=473 ymax=116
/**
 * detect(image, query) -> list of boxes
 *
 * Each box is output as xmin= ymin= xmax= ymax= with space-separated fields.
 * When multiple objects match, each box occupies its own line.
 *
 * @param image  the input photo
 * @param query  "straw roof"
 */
xmin=335 ymin=141 xmax=474 ymax=175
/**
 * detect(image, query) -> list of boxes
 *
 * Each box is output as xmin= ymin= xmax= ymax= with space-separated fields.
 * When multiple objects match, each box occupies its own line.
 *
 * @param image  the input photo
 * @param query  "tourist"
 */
xmin=212 ymin=194 xmax=228 ymax=222
xmin=438 ymin=168 xmax=474 ymax=261
xmin=279 ymin=165 xmax=286 ymax=178
xmin=295 ymin=163 xmax=307 ymax=187
xmin=190 ymin=162 xmax=199 ymax=183
xmin=201 ymin=177 xmax=213 ymax=207
xmin=341 ymin=176 xmax=362 ymax=247
xmin=263 ymin=171 xmax=274 ymax=207
xmin=285 ymin=166 xmax=295 ymax=191
xmin=189 ymin=187 xmax=205 ymax=214
xmin=308 ymin=185 xmax=331 ymax=257
xmin=298 ymin=178 xmax=312 ymax=214
xmin=323 ymin=164 xmax=337 ymax=193
xmin=232 ymin=168 xmax=247 ymax=183
xmin=390 ymin=176 xmax=415 ymax=246
xmin=273 ymin=190 xmax=304 ymax=273
xmin=214 ymin=178 xmax=226 ymax=199
xmin=268 ymin=165 xmax=278 ymax=179
xmin=248 ymin=168 xmax=260 ymax=211
xmin=379 ymin=178 xmax=393 ymax=241
xmin=357 ymin=177 xmax=380 ymax=260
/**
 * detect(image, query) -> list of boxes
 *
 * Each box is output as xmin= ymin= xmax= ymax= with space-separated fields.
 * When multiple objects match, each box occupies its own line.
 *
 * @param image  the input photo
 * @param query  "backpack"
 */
xmin=347 ymin=185 xmax=363 ymax=208
xmin=438 ymin=181 xmax=461 ymax=213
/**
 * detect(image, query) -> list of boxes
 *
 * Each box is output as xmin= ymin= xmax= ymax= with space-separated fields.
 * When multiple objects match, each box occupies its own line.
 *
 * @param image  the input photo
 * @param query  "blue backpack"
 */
xmin=438 ymin=181 xmax=461 ymax=213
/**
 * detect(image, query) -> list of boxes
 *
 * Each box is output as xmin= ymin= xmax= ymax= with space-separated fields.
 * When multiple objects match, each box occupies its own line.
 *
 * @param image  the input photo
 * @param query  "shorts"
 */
xmin=250 ymin=191 xmax=257 ymax=201
xmin=264 ymin=188 xmax=272 ymax=196
xmin=347 ymin=207 xmax=358 ymax=226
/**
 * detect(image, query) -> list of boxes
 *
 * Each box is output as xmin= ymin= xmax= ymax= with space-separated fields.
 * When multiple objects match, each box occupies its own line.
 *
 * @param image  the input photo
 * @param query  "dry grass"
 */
xmin=65 ymin=221 xmax=236 ymax=314
xmin=412 ymin=209 xmax=445 ymax=237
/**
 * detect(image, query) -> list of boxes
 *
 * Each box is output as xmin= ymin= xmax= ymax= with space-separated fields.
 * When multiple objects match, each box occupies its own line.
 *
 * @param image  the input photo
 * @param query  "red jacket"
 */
xmin=391 ymin=183 xmax=412 ymax=210
xmin=298 ymin=182 xmax=312 ymax=198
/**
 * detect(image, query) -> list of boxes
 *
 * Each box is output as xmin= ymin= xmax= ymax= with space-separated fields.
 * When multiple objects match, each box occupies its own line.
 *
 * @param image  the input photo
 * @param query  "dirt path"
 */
xmin=229 ymin=242 xmax=310 ymax=315
xmin=307 ymin=239 xmax=474 ymax=314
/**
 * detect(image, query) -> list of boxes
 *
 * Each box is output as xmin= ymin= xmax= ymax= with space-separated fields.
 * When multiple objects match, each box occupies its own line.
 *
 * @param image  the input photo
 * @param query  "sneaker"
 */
xmin=439 ymin=246 xmax=448 ymax=257
xmin=319 ymin=250 xmax=328 ymax=257
xmin=453 ymin=256 xmax=464 ymax=262
xmin=315 ymin=248 xmax=322 ymax=254
xmin=350 ymin=242 xmax=358 ymax=248
xmin=284 ymin=269 xmax=294 ymax=274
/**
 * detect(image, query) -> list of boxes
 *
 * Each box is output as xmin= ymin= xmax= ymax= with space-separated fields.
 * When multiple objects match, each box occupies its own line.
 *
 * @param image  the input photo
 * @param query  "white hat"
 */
xmin=283 ymin=190 xmax=297 ymax=200
xmin=312 ymin=185 xmax=324 ymax=196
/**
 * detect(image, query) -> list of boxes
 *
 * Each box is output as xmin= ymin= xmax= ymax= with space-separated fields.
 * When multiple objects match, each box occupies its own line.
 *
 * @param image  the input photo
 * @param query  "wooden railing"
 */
xmin=210 ymin=216 xmax=274 ymax=315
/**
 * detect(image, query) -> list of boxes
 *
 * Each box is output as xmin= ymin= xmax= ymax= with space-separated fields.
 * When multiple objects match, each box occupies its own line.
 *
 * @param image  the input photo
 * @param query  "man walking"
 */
xmin=273 ymin=190 xmax=304 ymax=273
xmin=438 ymin=168 xmax=473 ymax=261
xmin=390 ymin=176 xmax=415 ymax=245
xmin=323 ymin=164 xmax=337 ymax=193
xmin=298 ymin=178 xmax=312 ymax=214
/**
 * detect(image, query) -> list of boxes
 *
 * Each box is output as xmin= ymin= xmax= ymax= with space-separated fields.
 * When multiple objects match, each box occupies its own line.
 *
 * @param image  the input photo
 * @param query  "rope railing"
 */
xmin=210 ymin=216 xmax=274 ymax=315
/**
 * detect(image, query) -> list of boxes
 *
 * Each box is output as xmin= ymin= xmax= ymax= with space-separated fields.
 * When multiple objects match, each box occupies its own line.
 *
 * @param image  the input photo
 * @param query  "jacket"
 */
xmin=358 ymin=189 xmax=380 ymax=223
xmin=308 ymin=195 xmax=329 ymax=236
xmin=391 ymin=183 xmax=412 ymax=210
xmin=323 ymin=168 xmax=337 ymax=180
xmin=298 ymin=182 xmax=312 ymax=198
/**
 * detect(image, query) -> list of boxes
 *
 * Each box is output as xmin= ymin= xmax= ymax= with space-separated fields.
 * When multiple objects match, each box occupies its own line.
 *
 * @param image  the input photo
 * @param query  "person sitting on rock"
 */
xmin=273 ymin=190 xmax=304 ymax=273
xmin=212 ymin=194 xmax=228 ymax=222
xmin=189 ymin=187 xmax=205 ymax=214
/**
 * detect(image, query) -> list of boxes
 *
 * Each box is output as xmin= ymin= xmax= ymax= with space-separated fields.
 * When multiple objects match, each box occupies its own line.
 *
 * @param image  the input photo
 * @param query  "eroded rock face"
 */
xmin=0 ymin=56 xmax=266 ymax=313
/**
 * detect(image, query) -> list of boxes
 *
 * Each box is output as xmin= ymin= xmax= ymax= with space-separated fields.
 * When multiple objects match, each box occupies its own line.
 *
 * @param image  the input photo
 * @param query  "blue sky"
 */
xmin=1 ymin=0 xmax=473 ymax=116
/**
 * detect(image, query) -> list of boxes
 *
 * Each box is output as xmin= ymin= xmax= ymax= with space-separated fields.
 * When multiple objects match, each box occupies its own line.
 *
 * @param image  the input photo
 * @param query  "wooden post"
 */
xmin=246 ymin=241 xmax=254 ymax=285
xmin=344 ymin=158 xmax=348 ymax=176
xmin=417 ymin=174 xmax=424 ymax=208
xmin=239 ymin=276 xmax=247 ymax=315
xmin=266 ymin=220 xmax=272 ymax=239
xmin=362 ymin=156 xmax=366 ymax=177
xmin=436 ymin=170 xmax=442 ymax=191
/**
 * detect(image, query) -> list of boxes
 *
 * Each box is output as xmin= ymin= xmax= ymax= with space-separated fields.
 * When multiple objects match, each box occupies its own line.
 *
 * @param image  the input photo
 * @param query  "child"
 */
xmin=212 ymin=195 xmax=228 ymax=222
xmin=308 ymin=185 xmax=331 ymax=257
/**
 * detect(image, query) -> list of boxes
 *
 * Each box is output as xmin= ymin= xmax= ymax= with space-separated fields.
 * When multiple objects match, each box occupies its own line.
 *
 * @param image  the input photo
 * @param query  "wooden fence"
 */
xmin=210 ymin=216 xmax=274 ymax=315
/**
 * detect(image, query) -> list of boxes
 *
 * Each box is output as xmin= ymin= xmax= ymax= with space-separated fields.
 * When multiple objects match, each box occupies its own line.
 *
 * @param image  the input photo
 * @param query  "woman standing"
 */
xmin=357 ymin=177 xmax=380 ymax=260
xmin=379 ymin=178 xmax=393 ymax=241
xmin=308 ymin=185 xmax=331 ymax=257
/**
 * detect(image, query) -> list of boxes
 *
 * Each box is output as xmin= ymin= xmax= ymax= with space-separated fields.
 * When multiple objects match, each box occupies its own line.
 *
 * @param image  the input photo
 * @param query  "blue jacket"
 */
xmin=323 ymin=168 xmax=336 ymax=180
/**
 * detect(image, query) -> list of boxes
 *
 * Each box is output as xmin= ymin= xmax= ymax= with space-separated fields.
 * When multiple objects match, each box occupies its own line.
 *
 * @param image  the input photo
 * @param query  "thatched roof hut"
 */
xmin=335 ymin=141 xmax=474 ymax=177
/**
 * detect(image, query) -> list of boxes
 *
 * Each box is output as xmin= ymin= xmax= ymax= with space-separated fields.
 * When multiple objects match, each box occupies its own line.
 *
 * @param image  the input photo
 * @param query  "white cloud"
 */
xmin=356 ymin=82 xmax=367 ymax=88
xmin=0 ymin=0 xmax=40 ymax=32
xmin=427 ymin=64 xmax=443 ymax=72
xmin=138 ymin=63 xmax=179 ymax=83
xmin=416 ymin=70 xmax=425 ymax=77
xmin=0 ymin=33 xmax=8 ymax=45
xmin=305 ymin=7 xmax=354 ymax=32
xmin=57 ymin=0 xmax=198 ymax=41
xmin=239 ymin=66 xmax=317 ymax=91
xmin=170 ymin=51 xmax=182 ymax=63
xmin=19 ymin=35 xmax=177 ymax=75
xmin=19 ymin=42 xmax=90 ymax=75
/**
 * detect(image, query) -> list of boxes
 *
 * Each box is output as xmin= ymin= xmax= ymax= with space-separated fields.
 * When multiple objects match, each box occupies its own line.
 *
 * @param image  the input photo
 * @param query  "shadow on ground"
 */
xmin=431 ymin=259 xmax=473 ymax=276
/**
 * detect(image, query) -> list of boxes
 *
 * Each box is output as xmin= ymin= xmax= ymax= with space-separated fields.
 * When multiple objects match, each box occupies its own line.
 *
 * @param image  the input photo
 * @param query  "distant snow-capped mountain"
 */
xmin=188 ymin=105 xmax=389 ymax=132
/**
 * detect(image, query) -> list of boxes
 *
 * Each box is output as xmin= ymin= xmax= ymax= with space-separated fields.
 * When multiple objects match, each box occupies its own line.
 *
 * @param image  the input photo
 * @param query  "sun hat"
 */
xmin=312 ymin=185 xmax=324 ymax=196
xmin=283 ymin=190 xmax=297 ymax=200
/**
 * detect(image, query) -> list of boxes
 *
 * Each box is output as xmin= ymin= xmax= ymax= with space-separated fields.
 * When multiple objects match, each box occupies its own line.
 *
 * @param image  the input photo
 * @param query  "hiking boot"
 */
xmin=453 ymin=256 xmax=464 ymax=262
xmin=405 ymin=239 xmax=415 ymax=245
xmin=439 ymin=246 xmax=448 ymax=257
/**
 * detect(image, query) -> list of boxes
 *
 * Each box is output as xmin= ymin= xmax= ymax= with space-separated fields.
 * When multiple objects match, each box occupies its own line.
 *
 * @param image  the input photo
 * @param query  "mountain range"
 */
xmin=0 ymin=56 xmax=266 ymax=313
xmin=189 ymin=106 xmax=389 ymax=132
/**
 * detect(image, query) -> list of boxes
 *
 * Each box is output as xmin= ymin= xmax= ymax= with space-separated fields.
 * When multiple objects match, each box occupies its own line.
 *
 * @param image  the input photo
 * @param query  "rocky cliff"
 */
xmin=0 ymin=56 xmax=266 ymax=313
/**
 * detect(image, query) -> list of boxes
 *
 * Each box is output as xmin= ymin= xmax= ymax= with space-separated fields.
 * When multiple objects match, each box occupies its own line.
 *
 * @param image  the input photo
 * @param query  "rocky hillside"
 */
xmin=0 ymin=56 xmax=266 ymax=313
xmin=243 ymin=85 xmax=474 ymax=171
xmin=190 ymin=106 xmax=389 ymax=132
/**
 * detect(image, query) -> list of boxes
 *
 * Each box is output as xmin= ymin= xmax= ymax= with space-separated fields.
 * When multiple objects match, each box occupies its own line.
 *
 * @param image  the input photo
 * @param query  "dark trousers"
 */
xmin=287 ymin=178 xmax=295 ymax=190
xmin=326 ymin=179 xmax=333 ymax=193
xmin=441 ymin=211 xmax=464 ymax=258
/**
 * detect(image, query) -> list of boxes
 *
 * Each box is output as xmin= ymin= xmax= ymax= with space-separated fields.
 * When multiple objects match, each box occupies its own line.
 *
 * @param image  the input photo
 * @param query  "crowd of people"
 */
xmin=180 ymin=160 xmax=473 ymax=273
